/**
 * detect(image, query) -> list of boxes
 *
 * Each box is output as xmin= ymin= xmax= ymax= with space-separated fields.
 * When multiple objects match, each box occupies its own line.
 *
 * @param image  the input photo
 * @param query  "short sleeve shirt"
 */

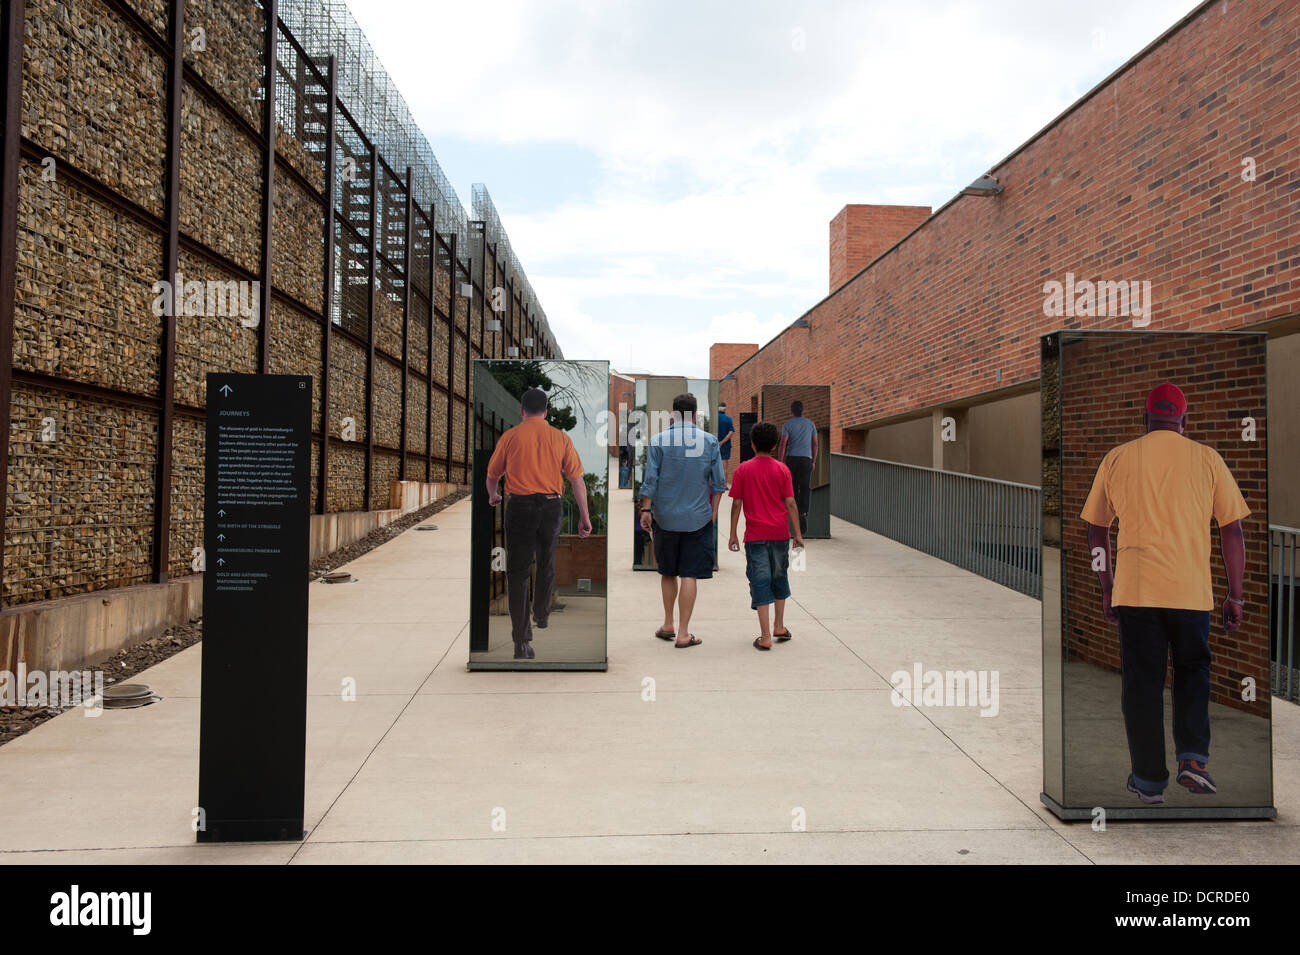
xmin=1080 ymin=430 xmax=1249 ymax=611
xmin=728 ymin=456 xmax=794 ymax=542
xmin=781 ymin=416 xmax=816 ymax=458
xmin=717 ymin=413 xmax=735 ymax=459
xmin=486 ymin=416 xmax=584 ymax=496
xmin=640 ymin=424 xmax=724 ymax=532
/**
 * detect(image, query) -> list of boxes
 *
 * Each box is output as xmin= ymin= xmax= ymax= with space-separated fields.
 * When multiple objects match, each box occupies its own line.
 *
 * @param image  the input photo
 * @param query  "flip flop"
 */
xmin=675 ymin=636 xmax=702 ymax=648
xmin=655 ymin=628 xmax=676 ymax=641
xmin=753 ymin=637 xmax=771 ymax=651
xmin=774 ymin=628 xmax=793 ymax=642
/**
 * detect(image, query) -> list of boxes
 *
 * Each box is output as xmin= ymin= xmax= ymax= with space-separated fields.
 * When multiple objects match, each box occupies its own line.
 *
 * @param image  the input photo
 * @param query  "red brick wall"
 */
xmin=608 ymin=374 xmax=635 ymax=450
xmin=555 ymin=534 xmax=608 ymax=585
xmin=1060 ymin=332 xmax=1269 ymax=714
xmin=841 ymin=429 xmax=866 ymax=456
xmin=709 ymin=343 xmax=757 ymax=380
xmin=829 ymin=204 xmax=931 ymax=292
xmin=717 ymin=0 xmax=1300 ymax=455
xmin=761 ymin=385 xmax=830 ymax=431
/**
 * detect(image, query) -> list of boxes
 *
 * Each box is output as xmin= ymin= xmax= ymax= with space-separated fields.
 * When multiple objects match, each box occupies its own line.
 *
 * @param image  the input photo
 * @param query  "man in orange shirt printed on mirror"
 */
xmin=487 ymin=388 xmax=591 ymax=660
xmin=1081 ymin=383 xmax=1249 ymax=805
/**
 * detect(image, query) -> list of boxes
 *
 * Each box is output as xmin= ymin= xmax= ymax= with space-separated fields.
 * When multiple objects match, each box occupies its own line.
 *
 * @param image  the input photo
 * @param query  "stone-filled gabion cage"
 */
xmin=0 ymin=0 xmax=560 ymax=606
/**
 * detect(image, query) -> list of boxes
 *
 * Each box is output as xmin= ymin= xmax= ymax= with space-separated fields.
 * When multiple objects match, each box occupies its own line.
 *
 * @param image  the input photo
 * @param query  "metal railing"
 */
xmin=830 ymin=454 xmax=1042 ymax=598
xmin=1271 ymin=525 xmax=1299 ymax=703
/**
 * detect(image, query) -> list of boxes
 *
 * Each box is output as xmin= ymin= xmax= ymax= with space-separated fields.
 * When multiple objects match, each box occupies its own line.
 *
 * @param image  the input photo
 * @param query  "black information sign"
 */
xmin=198 ymin=373 xmax=311 ymax=842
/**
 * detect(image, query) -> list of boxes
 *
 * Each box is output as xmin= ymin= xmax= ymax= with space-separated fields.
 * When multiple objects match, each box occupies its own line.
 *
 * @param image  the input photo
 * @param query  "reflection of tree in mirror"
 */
xmin=563 ymin=471 xmax=608 ymax=535
xmin=483 ymin=359 xmax=603 ymax=435
xmin=687 ymin=386 xmax=711 ymax=434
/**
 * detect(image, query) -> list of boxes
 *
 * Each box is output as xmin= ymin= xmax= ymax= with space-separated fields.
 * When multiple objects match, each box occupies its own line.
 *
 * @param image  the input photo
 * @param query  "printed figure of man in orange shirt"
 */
xmin=486 ymin=387 xmax=591 ymax=660
xmin=1081 ymin=383 xmax=1249 ymax=804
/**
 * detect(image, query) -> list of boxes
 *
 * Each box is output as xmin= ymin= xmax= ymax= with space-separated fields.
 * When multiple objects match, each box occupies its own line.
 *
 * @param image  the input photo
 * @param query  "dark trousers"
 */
xmin=1115 ymin=606 xmax=1212 ymax=789
xmin=504 ymin=494 xmax=563 ymax=644
xmin=787 ymin=455 xmax=813 ymax=535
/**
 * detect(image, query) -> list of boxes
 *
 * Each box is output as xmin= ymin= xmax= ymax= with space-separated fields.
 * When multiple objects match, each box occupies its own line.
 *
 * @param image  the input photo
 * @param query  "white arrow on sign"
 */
xmin=217 ymin=509 xmax=225 ymax=517
xmin=217 ymin=534 xmax=225 ymax=541
xmin=216 ymin=558 xmax=225 ymax=566
xmin=218 ymin=384 xmax=233 ymax=396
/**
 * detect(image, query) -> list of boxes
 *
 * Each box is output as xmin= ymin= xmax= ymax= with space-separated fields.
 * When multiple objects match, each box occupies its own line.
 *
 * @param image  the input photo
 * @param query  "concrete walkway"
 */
xmin=0 ymin=487 xmax=1295 ymax=864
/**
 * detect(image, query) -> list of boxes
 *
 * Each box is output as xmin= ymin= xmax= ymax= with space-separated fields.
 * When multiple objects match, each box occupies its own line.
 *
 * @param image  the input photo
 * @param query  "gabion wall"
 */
xmin=3 ymin=0 xmax=558 ymax=606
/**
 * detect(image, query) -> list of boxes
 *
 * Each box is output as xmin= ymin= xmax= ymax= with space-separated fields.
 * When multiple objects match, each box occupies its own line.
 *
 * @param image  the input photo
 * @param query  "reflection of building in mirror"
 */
xmin=1040 ymin=331 xmax=1273 ymax=820
xmin=761 ymin=385 xmax=832 ymax=539
xmin=687 ymin=379 xmax=714 ymax=435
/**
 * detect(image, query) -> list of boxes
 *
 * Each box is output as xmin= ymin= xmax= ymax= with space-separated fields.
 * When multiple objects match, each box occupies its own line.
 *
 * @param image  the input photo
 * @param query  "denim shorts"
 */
xmin=745 ymin=539 xmax=791 ymax=608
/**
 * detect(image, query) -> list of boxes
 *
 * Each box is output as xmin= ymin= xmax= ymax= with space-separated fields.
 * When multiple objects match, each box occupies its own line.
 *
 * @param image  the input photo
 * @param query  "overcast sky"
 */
xmin=348 ymin=0 xmax=1204 ymax=378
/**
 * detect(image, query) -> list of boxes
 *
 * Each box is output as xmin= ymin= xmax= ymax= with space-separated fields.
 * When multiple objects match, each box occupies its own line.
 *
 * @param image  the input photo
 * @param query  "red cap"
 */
xmin=1146 ymin=383 xmax=1187 ymax=416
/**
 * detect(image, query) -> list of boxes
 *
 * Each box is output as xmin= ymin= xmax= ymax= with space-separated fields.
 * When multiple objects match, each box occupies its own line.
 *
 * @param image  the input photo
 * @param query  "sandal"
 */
xmin=654 ymin=627 xmax=676 ymax=641
xmin=675 ymin=635 xmax=702 ymax=648
xmin=753 ymin=637 xmax=771 ymax=651
xmin=774 ymin=628 xmax=792 ymax=642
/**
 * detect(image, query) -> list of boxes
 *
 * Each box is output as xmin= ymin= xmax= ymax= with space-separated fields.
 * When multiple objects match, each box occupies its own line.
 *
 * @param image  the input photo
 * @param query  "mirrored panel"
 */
xmin=631 ymin=377 xmax=687 ymax=570
xmin=614 ymin=374 xmax=635 ymax=490
xmin=470 ymin=360 xmax=609 ymax=670
xmin=1043 ymin=330 xmax=1273 ymax=818
xmin=688 ymin=378 xmax=721 ymax=571
xmin=686 ymin=379 xmax=719 ymax=439
xmin=761 ymin=384 xmax=832 ymax=539
xmin=1041 ymin=333 xmax=1064 ymax=807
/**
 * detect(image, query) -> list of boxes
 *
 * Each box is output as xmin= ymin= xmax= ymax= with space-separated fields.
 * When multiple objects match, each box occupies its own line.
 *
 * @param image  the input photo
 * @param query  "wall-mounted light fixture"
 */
xmin=523 ymin=337 xmax=534 ymax=347
xmin=506 ymin=346 xmax=519 ymax=357
xmin=459 ymin=282 xmax=473 ymax=298
xmin=486 ymin=319 xmax=502 ymax=332
xmin=961 ymin=174 xmax=1003 ymax=197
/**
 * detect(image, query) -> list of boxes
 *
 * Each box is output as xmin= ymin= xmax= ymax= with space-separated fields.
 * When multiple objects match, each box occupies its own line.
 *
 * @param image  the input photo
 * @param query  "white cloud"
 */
xmin=345 ymin=0 xmax=1205 ymax=372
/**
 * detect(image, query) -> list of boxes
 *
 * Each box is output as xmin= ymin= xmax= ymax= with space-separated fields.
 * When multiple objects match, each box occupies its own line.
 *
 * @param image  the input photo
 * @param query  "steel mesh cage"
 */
xmin=279 ymin=0 xmax=553 ymax=351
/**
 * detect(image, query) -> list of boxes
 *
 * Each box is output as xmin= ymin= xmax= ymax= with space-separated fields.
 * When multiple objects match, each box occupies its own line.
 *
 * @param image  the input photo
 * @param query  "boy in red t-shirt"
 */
xmin=728 ymin=421 xmax=805 ymax=650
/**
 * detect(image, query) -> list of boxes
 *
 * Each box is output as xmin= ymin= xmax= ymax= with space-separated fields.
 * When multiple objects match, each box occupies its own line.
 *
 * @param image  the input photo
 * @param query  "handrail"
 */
xmin=1270 ymin=526 xmax=1298 ymax=703
xmin=830 ymin=452 xmax=1040 ymax=491
xmin=830 ymin=454 xmax=1042 ymax=598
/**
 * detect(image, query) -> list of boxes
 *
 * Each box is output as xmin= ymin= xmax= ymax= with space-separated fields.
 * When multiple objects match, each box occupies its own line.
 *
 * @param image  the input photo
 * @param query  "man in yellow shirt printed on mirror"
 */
xmin=1081 ymin=383 xmax=1249 ymax=805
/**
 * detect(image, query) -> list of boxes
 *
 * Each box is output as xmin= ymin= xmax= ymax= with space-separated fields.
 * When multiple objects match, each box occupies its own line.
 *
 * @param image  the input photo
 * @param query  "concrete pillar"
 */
xmin=931 ymin=407 xmax=969 ymax=473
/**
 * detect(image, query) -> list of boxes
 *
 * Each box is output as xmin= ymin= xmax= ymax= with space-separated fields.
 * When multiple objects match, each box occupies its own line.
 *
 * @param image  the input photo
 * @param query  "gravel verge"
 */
xmin=0 ymin=488 xmax=468 ymax=748
xmin=308 ymin=488 xmax=468 ymax=578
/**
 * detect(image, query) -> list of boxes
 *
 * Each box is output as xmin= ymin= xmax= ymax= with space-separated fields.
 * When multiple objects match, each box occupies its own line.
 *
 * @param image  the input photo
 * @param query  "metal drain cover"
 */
xmin=103 ymin=684 xmax=152 ymax=701
xmin=416 ymin=524 xmax=439 ymax=531
xmin=102 ymin=684 xmax=161 ymax=708
xmin=103 ymin=696 xmax=160 ymax=709
xmin=321 ymin=571 xmax=354 ymax=584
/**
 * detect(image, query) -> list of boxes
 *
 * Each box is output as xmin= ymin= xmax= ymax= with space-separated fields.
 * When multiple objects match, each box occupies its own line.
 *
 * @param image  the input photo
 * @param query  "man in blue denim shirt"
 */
xmin=639 ymin=393 xmax=724 ymax=648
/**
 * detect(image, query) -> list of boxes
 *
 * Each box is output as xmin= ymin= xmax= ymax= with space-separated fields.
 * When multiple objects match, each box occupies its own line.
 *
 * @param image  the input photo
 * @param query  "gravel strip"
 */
xmin=0 ymin=622 xmax=201 ymax=747
xmin=308 ymin=488 xmax=468 ymax=578
xmin=0 ymin=488 xmax=468 ymax=748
